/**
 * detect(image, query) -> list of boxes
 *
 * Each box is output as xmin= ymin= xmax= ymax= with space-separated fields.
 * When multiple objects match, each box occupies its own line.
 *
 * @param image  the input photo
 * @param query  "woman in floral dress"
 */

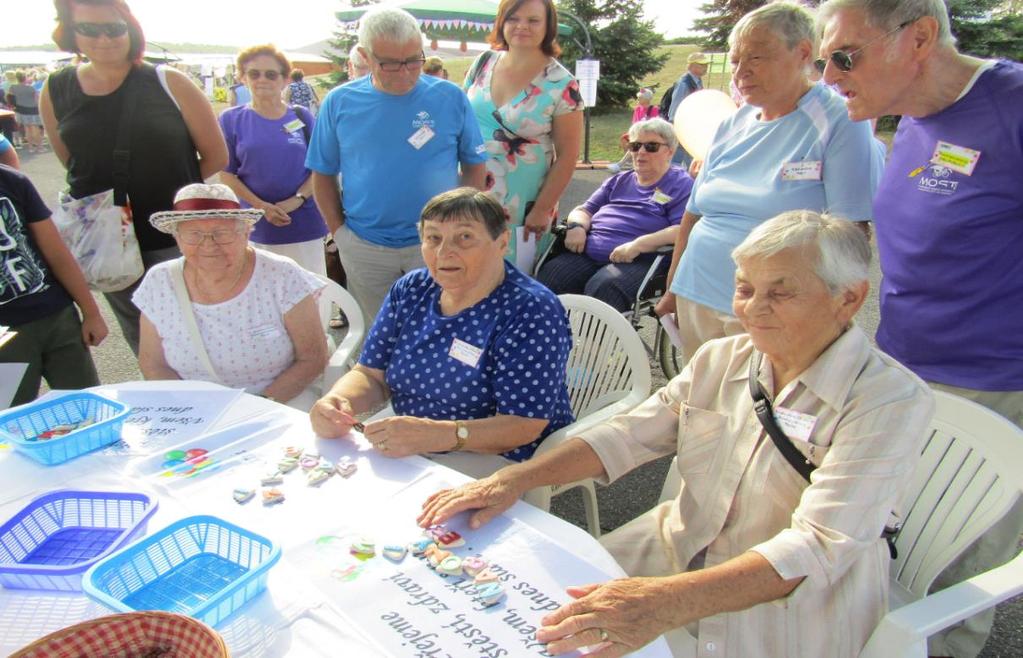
xmin=463 ymin=0 xmax=583 ymax=265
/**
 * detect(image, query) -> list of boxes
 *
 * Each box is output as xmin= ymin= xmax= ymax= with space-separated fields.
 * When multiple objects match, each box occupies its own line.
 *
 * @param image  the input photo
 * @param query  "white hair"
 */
xmin=818 ymin=0 xmax=955 ymax=47
xmin=732 ymin=210 xmax=871 ymax=294
xmin=729 ymin=2 xmax=817 ymax=51
xmin=628 ymin=117 xmax=678 ymax=151
xmin=348 ymin=44 xmax=369 ymax=74
xmin=358 ymin=7 xmax=423 ymax=51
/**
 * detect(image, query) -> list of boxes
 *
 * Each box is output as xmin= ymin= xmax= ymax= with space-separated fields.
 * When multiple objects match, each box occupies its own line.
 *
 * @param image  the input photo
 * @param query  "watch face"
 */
xmin=457 ymin=425 xmax=469 ymax=439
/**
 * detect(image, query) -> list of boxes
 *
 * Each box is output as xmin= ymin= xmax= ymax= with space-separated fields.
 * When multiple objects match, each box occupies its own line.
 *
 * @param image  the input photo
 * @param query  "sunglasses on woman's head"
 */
xmin=814 ymin=20 xmax=913 ymax=74
xmin=72 ymin=22 xmax=129 ymax=38
xmin=628 ymin=141 xmax=669 ymax=153
xmin=245 ymin=69 xmax=281 ymax=81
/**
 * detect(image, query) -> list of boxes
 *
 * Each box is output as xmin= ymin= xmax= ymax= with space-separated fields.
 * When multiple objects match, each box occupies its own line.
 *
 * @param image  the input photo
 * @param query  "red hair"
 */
xmin=52 ymin=0 xmax=146 ymax=64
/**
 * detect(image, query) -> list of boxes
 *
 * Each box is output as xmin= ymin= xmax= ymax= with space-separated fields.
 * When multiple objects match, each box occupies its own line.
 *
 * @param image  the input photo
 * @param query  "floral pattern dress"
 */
xmin=464 ymin=50 xmax=583 ymax=264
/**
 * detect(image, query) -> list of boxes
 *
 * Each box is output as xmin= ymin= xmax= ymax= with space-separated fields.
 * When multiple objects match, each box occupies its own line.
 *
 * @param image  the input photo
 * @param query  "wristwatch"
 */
xmin=295 ymin=193 xmax=307 ymax=203
xmin=565 ymin=221 xmax=587 ymax=232
xmin=453 ymin=421 xmax=469 ymax=451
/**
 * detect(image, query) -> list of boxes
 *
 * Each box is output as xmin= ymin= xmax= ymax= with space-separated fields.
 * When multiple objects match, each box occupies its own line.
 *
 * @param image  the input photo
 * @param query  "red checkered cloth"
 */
xmin=10 ymin=612 xmax=229 ymax=658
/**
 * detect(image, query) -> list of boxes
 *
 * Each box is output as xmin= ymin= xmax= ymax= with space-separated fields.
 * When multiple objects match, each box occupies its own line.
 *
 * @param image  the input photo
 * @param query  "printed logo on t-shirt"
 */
xmin=412 ymin=111 xmax=435 ymax=130
xmin=912 ymin=163 xmax=960 ymax=196
xmin=0 ymin=197 xmax=48 ymax=306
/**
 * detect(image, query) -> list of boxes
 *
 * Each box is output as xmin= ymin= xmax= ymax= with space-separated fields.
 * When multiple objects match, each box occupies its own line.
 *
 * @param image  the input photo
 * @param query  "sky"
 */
xmin=9 ymin=0 xmax=702 ymax=50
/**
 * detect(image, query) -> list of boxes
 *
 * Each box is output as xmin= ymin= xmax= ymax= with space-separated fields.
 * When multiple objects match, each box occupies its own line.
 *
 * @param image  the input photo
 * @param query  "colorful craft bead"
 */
xmin=474 ymin=582 xmax=505 ymax=607
xmin=233 ymin=488 xmax=255 ymax=504
xmin=436 ymin=555 xmax=463 ymax=576
xmin=382 ymin=544 xmax=407 ymax=562
xmin=462 ymin=556 xmax=488 ymax=577
xmin=262 ymin=488 xmax=285 ymax=505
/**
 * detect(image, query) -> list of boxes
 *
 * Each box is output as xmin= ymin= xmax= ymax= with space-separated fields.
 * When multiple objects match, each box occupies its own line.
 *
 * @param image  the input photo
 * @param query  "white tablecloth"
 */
xmin=0 ymin=381 xmax=671 ymax=657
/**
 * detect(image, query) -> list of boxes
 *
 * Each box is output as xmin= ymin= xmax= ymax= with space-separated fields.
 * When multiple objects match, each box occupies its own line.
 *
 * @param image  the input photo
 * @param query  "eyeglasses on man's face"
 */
xmin=176 ymin=228 xmax=245 ymax=245
xmin=370 ymin=52 xmax=427 ymax=73
xmin=245 ymin=69 xmax=282 ymax=81
xmin=72 ymin=22 xmax=129 ymax=39
xmin=815 ymin=20 xmax=913 ymax=73
xmin=628 ymin=141 xmax=670 ymax=153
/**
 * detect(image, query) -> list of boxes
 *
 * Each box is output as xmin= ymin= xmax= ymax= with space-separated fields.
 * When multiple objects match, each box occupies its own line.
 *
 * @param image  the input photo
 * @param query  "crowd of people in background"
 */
xmin=0 ymin=0 xmax=1020 ymax=657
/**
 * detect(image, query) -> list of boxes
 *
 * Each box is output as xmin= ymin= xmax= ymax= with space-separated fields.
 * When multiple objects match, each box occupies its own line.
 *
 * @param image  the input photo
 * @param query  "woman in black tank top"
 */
xmin=39 ymin=0 xmax=227 ymax=354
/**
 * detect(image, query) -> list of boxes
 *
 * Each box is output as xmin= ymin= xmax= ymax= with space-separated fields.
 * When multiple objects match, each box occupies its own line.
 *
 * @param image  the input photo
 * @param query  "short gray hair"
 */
xmin=358 ymin=7 xmax=422 ymax=51
xmin=818 ymin=0 xmax=955 ymax=48
xmin=628 ymin=118 xmax=678 ymax=151
xmin=732 ymin=210 xmax=871 ymax=294
xmin=348 ymin=44 xmax=369 ymax=74
xmin=729 ymin=2 xmax=817 ymax=51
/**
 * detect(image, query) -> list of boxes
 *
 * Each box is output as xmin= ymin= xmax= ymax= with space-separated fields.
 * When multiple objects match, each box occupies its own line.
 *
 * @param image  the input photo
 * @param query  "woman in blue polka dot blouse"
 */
xmin=310 ymin=187 xmax=574 ymax=462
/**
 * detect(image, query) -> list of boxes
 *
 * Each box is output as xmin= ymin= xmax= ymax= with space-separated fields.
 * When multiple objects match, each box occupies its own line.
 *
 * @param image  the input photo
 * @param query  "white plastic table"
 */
xmin=0 ymin=381 xmax=671 ymax=658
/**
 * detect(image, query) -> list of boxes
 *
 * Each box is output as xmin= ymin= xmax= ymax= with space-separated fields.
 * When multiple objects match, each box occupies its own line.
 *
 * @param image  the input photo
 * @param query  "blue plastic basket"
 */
xmin=0 ymin=392 xmax=129 ymax=465
xmin=83 ymin=515 xmax=281 ymax=628
xmin=0 ymin=490 xmax=157 ymax=592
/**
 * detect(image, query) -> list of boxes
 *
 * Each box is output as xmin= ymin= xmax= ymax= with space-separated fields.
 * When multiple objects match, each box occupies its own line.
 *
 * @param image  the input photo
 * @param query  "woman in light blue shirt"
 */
xmin=656 ymin=2 xmax=882 ymax=363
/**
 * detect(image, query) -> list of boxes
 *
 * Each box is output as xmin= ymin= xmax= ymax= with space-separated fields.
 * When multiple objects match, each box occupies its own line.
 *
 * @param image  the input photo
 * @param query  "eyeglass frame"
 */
xmin=628 ymin=141 xmax=670 ymax=153
xmin=174 ymin=226 xmax=247 ymax=246
xmin=368 ymin=50 xmax=427 ymax=73
xmin=72 ymin=21 xmax=130 ymax=39
xmin=814 ymin=19 xmax=914 ymax=74
xmin=244 ymin=68 xmax=283 ymax=81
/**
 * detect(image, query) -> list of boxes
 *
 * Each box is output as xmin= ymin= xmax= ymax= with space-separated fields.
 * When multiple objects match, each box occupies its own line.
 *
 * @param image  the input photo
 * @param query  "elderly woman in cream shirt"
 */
xmin=420 ymin=210 xmax=934 ymax=658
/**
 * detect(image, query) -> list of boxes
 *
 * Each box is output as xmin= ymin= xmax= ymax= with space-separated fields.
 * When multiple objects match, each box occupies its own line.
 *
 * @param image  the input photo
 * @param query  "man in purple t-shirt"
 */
xmin=819 ymin=2 xmax=1023 ymax=656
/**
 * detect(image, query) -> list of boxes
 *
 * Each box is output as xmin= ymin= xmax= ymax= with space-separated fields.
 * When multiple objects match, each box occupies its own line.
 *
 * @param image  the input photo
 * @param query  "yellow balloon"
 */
xmin=673 ymin=89 xmax=739 ymax=160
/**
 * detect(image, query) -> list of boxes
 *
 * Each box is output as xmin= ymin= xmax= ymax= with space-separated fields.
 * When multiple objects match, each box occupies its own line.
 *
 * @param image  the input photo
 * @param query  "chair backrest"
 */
xmin=558 ymin=294 xmax=651 ymax=419
xmin=313 ymin=274 xmax=365 ymax=390
xmin=892 ymin=390 xmax=1023 ymax=599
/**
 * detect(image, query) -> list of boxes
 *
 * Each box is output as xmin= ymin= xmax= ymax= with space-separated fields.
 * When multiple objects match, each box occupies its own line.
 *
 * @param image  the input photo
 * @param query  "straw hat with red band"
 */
xmin=150 ymin=183 xmax=263 ymax=234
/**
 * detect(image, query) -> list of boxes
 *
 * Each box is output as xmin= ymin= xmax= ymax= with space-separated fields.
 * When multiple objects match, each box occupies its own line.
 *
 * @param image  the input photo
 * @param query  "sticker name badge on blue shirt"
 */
xmin=408 ymin=125 xmax=435 ymax=150
xmin=283 ymin=118 xmax=305 ymax=134
xmin=781 ymin=160 xmax=822 ymax=181
xmin=652 ymin=188 xmax=672 ymax=204
xmin=449 ymin=337 xmax=483 ymax=368
xmin=930 ymin=141 xmax=981 ymax=176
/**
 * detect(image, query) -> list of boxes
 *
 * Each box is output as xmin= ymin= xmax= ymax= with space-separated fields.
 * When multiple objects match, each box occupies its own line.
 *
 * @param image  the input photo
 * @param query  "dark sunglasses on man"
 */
xmin=814 ymin=19 xmax=913 ymax=73
xmin=628 ymin=141 xmax=669 ymax=153
xmin=246 ymin=69 xmax=281 ymax=81
xmin=72 ymin=21 xmax=129 ymax=38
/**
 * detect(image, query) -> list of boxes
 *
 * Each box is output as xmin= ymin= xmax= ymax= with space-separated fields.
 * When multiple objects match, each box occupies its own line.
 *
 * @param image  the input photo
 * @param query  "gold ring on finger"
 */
xmin=599 ymin=628 xmax=609 ymax=642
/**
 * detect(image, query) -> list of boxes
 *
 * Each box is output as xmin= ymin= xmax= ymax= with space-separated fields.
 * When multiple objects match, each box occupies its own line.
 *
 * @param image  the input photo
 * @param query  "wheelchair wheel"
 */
xmin=656 ymin=322 xmax=683 ymax=379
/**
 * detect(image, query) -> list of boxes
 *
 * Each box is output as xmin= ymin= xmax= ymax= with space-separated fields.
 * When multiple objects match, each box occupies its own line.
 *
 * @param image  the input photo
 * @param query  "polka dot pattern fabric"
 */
xmin=360 ymin=261 xmax=574 ymax=461
xmin=133 ymin=249 xmax=324 ymax=393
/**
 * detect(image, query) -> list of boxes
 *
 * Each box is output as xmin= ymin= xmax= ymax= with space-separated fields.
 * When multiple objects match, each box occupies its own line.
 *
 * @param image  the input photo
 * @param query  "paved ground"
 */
xmin=14 ymin=148 xmax=1020 ymax=656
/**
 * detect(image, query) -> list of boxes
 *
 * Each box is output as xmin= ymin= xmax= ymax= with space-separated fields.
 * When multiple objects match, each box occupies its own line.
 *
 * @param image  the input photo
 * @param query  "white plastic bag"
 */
xmin=53 ymin=189 xmax=144 ymax=292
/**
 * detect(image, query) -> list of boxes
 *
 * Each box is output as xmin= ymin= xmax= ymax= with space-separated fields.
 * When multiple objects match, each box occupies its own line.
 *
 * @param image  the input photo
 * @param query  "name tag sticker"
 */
xmin=408 ymin=125 xmax=435 ymax=150
xmin=773 ymin=407 xmax=817 ymax=443
xmin=449 ymin=338 xmax=483 ymax=368
xmin=652 ymin=189 xmax=673 ymax=204
xmin=283 ymin=118 xmax=305 ymax=134
xmin=251 ymin=324 xmax=283 ymax=339
xmin=930 ymin=141 xmax=980 ymax=176
xmin=781 ymin=160 xmax=822 ymax=181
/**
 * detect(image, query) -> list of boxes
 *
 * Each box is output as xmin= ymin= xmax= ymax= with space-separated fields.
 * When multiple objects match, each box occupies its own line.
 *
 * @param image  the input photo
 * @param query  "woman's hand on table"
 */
xmin=418 ymin=472 xmax=522 ymax=530
xmin=363 ymin=416 xmax=454 ymax=458
xmin=537 ymin=577 xmax=684 ymax=656
xmin=310 ymin=394 xmax=359 ymax=438
xmin=608 ymin=241 xmax=641 ymax=264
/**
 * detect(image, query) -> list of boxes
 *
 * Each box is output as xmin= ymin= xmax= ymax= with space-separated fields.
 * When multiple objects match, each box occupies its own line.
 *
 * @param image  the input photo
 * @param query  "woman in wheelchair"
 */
xmin=535 ymin=117 xmax=693 ymax=312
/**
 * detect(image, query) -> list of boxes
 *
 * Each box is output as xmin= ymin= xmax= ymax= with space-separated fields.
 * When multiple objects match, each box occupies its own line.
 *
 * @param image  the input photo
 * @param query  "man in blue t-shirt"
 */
xmin=306 ymin=7 xmax=486 ymax=326
xmin=666 ymin=52 xmax=709 ymax=168
xmin=820 ymin=2 xmax=1023 ymax=656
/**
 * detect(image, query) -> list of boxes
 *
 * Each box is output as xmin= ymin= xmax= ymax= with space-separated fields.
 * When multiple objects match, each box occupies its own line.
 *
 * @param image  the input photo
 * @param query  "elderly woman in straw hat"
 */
xmin=133 ymin=183 xmax=328 ymax=407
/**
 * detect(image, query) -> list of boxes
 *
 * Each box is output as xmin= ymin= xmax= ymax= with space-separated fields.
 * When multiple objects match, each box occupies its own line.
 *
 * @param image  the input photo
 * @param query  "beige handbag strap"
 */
xmin=170 ymin=259 xmax=222 ymax=385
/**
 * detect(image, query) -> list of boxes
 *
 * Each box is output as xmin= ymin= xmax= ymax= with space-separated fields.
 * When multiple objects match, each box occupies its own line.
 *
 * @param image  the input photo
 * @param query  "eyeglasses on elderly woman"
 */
xmin=628 ymin=141 xmax=670 ymax=153
xmin=175 ymin=227 xmax=246 ymax=245
xmin=245 ymin=68 xmax=281 ymax=80
xmin=814 ymin=19 xmax=913 ymax=73
xmin=72 ymin=21 xmax=129 ymax=38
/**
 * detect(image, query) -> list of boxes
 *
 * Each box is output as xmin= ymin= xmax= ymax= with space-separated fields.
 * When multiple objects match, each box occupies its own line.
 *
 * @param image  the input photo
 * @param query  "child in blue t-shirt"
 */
xmin=0 ymin=165 xmax=107 ymax=406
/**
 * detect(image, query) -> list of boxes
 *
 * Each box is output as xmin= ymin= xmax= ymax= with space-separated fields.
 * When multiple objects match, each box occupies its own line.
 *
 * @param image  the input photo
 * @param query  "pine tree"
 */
xmin=320 ymin=0 xmax=379 ymax=91
xmin=555 ymin=0 xmax=669 ymax=109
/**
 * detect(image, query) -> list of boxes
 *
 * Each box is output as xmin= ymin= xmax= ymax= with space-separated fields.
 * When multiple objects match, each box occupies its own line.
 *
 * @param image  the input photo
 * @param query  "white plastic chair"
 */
xmin=860 ymin=391 xmax=1023 ymax=658
xmin=657 ymin=390 xmax=1023 ymax=658
xmin=520 ymin=294 xmax=652 ymax=537
xmin=313 ymin=274 xmax=365 ymax=395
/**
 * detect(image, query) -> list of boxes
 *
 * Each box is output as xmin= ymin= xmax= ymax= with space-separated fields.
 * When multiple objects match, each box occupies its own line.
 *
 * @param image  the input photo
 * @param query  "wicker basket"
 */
xmin=11 ymin=611 xmax=229 ymax=658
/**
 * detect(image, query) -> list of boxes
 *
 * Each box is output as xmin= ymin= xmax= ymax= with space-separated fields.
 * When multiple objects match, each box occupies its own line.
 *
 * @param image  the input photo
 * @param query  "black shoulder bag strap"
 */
xmin=748 ymin=350 xmax=900 ymax=559
xmin=111 ymin=72 xmax=140 ymax=207
xmin=748 ymin=351 xmax=815 ymax=480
